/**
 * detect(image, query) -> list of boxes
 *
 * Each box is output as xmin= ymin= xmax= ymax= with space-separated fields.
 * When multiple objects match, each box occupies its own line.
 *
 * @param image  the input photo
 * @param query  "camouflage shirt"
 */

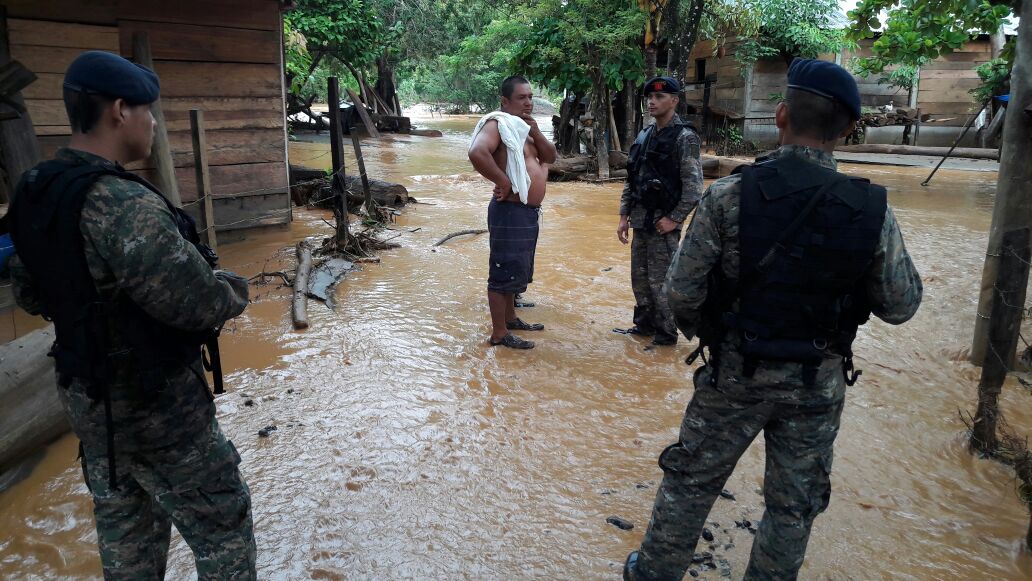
xmin=9 ymin=148 xmax=250 ymax=446
xmin=10 ymin=148 xmax=248 ymax=332
xmin=664 ymin=145 xmax=923 ymax=403
xmin=619 ymin=114 xmax=705 ymax=228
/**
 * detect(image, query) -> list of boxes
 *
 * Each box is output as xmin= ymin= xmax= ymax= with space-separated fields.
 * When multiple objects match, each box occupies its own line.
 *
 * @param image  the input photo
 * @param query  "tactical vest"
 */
xmin=8 ymin=158 xmax=217 ymax=395
xmin=729 ymin=155 xmax=887 ymax=369
xmin=627 ymin=121 xmax=693 ymax=214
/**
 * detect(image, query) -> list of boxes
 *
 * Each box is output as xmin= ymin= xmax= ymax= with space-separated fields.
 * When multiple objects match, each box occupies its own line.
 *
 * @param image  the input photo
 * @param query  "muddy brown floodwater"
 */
xmin=1 ymin=114 xmax=1030 ymax=580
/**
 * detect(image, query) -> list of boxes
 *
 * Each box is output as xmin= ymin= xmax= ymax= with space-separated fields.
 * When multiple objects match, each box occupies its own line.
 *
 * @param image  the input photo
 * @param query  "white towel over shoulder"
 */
xmin=469 ymin=111 xmax=531 ymax=204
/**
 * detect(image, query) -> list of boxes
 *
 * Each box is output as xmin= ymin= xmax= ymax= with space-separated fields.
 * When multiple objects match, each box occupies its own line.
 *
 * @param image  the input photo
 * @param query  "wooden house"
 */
xmin=0 ymin=0 xmax=292 ymax=343
xmin=0 ymin=0 xmax=291 ymax=230
xmin=681 ymin=35 xmax=1001 ymax=148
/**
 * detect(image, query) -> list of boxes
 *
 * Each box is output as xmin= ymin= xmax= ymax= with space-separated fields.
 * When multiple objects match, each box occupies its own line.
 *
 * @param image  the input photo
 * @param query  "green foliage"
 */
xmin=767 ymin=92 xmax=784 ymax=103
xmin=851 ymin=62 xmax=921 ymax=91
xmin=511 ymin=0 xmax=645 ymax=93
xmin=717 ymin=125 xmax=743 ymax=145
xmin=971 ymin=57 xmax=1011 ymax=103
xmin=285 ymin=0 xmax=387 ymax=67
xmin=847 ymin=0 xmax=1014 ymax=108
xmin=847 ymin=0 xmax=1012 ymax=74
xmin=725 ymin=0 xmax=852 ymax=67
xmin=284 ymin=0 xmax=392 ymax=100
xmin=284 ymin=21 xmax=313 ymax=96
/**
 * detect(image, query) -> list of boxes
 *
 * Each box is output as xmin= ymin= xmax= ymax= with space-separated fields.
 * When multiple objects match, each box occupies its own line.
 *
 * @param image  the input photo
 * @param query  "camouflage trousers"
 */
xmin=636 ymin=364 xmax=844 ymax=580
xmin=631 ymin=227 xmax=681 ymax=343
xmin=62 ymin=363 xmax=258 ymax=581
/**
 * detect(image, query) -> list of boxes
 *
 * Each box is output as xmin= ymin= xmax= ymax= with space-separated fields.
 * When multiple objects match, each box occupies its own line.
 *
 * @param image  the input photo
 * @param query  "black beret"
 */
xmin=787 ymin=58 xmax=861 ymax=120
xmin=63 ymin=51 xmax=160 ymax=105
xmin=644 ymin=76 xmax=681 ymax=95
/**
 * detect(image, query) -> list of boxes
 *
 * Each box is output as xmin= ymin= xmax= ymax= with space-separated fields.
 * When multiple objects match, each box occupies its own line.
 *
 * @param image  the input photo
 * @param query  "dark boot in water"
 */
xmin=623 ymin=551 xmax=642 ymax=581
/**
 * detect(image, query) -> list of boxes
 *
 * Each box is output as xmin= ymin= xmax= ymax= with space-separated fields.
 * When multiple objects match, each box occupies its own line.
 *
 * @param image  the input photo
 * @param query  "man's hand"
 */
xmin=520 ymin=113 xmax=540 ymax=133
xmin=493 ymin=176 xmax=514 ymax=201
xmin=617 ymin=216 xmax=630 ymax=245
xmin=656 ymin=217 xmax=681 ymax=235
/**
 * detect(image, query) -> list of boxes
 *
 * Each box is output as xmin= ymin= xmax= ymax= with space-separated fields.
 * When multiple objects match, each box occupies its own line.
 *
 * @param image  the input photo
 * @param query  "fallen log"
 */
xmin=434 ymin=229 xmax=487 ymax=246
xmin=837 ymin=144 xmax=1000 ymax=161
xmin=288 ymin=165 xmax=410 ymax=208
xmin=409 ymin=129 xmax=443 ymax=137
xmin=549 ymin=155 xmax=590 ymax=181
xmin=0 ymin=325 xmax=68 ymax=482
xmin=292 ymin=242 xmax=312 ymax=329
xmin=342 ymin=175 xmax=408 ymax=206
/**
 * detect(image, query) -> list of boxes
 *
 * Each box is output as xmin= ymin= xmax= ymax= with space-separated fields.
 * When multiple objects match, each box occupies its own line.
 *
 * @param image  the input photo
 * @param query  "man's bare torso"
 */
xmin=489 ymin=122 xmax=549 ymax=206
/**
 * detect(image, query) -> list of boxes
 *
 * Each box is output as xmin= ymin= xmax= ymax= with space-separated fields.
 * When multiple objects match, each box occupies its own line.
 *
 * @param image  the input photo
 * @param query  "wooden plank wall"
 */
xmin=3 ymin=0 xmax=289 ymax=231
xmin=914 ymin=39 xmax=990 ymax=126
xmin=680 ymin=39 xmax=749 ymax=116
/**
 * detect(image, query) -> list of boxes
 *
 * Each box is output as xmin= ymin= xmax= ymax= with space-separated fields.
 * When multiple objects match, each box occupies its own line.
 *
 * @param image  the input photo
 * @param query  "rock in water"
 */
xmin=702 ymin=527 xmax=715 ymax=542
xmin=258 ymin=425 xmax=277 ymax=438
xmin=606 ymin=516 xmax=634 ymax=531
xmin=720 ymin=489 xmax=736 ymax=501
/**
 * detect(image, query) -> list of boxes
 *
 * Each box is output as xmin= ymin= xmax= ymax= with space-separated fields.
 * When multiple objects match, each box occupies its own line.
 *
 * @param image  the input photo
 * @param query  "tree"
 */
xmin=512 ymin=0 xmax=644 ymax=177
xmin=726 ymin=0 xmax=851 ymax=67
xmin=848 ymin=0 xmax=1013 ymax=75
xmin=284 ymin=0 xmax=390 ymax=124
xmin=850 ymin=0 xmax=1032 ymax=550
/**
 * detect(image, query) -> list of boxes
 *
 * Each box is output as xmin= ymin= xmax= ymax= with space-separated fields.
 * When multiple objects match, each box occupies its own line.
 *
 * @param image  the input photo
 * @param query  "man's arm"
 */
xmin=667 ymin=129 xmax=705 ymax=224
xmin=468 ymin=120 xmax=512 ymax=194
xmin=617 ymin=179 xmax=633 ymax=244
xmin=664 ymin=183 xmax=727 ymax=340
xmin=865 ymin=206 xmax=922 ymax=324
xmin=81 ymin=178 xmax=248 ymax=332
xmin=522 ymin=114 xmax=558 ymax=164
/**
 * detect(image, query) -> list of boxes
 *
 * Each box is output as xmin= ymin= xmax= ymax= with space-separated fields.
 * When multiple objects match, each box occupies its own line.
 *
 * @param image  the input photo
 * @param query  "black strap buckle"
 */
xmin=843 ymin=356 xmax=862 ymax=386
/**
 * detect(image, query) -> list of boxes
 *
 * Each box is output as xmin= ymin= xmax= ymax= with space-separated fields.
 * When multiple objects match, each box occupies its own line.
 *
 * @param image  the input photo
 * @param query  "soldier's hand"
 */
xmin=655 ymin=217 xmax=680 ymax=235
xmin=617 ymin=217 xmax=629 ymax=245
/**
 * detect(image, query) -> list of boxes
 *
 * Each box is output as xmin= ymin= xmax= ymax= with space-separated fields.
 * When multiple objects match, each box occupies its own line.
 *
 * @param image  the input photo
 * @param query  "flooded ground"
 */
xmin=1 ymin=114 xmax=1030 ymax=580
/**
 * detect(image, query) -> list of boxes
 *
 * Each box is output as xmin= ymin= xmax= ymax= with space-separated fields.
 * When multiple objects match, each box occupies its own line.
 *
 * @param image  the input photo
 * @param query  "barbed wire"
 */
xmin=195 ymin=190 xmax=342 ymax=234
xmin=180 ymin=176 xmax=334 ymax=212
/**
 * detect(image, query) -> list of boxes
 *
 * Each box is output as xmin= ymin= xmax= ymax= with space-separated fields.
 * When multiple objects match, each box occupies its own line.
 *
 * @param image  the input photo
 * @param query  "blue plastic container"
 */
xmin=0 ymin=233 xmax=15 ymax=277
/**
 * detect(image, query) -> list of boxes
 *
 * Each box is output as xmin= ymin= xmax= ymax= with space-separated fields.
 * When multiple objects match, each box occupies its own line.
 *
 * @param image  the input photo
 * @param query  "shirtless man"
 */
xmin=468 ymin=75 xmax=557 ymax=349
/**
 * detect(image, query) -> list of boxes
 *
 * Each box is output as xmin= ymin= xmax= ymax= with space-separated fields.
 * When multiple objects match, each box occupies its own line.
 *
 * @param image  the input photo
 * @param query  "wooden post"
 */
xmin=971 ymin=228 xmax=1031 ymax=453
xmin=607 ymin=87 xmax=622 ymax=153
xmin=345 ymin=87 xmax=381 ymax=138
xmin=349 ymin=132 xmax=374 ymax=217
xmin=0 ymin=6 xmax=40 ymax=204
xmin=972 ymin=11 xmax=1032 ymax=365
xmin=132 ymin=32 xmax=180 ymax=207
xmin=913 ymin=108 xmax=921 ymax=146
xmin=189 ymin=110 xmax=217 ymax=255
xmin=292 ymin=242 xmax=312 ymax=330
xmin=327 ymin=77 xmax=349 ymax=247
xmin=702 ymin=78 xmax=713 ymax=143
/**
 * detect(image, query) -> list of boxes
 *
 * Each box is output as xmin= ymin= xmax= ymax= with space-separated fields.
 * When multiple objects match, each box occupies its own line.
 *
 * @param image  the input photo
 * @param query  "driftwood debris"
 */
xmin=837 ymin=144 xmax=1000 ymax=161
xmin=292 ymin=242 xmax=313 ymax=330
xmin=410 ymin=129 xmax=443 ymax=137
xmin=289 ymin=166 xmax=409 ymax=208
xmin=0 ymin=326 xmax=68 ymax=483
xmin=550 ymin=153 xmax=727 ymax=181
xmin=434 ymin=229 xmax=487 ymax=246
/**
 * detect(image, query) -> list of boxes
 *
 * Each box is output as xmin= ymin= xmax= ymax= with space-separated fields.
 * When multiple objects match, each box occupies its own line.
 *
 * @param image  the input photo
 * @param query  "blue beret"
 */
xmin=63 ymin=51 xmax=160 ymax=105
xmin=787 ymin=58 xmax=861 ymax=120
xmin=644 ymin=76 xmax=681 ymax=95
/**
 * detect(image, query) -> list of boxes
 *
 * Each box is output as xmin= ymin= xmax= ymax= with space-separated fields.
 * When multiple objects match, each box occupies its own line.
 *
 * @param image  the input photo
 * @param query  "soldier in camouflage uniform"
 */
xmin=624 ymin=60 xmax=923 ymax=580
xmin=617 ymin=77 xmax=704 ymax=346
xmin=8 ymin=52 xmax=256 ymax=580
